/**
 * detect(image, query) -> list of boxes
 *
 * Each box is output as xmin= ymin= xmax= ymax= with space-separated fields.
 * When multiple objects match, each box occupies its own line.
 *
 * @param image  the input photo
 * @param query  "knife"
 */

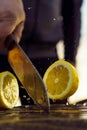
xmin=5 ymin=35 xmax=50 ymax=112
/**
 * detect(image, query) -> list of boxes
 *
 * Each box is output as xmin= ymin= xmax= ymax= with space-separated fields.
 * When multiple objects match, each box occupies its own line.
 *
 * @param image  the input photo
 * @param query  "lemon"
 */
xmin=0 ymin=71 xmax=19 ymax=109
xmin=43 ymin=60 xmax=79 ymax=101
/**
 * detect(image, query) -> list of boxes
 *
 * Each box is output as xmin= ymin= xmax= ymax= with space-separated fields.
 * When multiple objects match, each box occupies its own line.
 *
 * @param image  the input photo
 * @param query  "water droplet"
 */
xmin=28 ymin=7 xmax=32 ymax=10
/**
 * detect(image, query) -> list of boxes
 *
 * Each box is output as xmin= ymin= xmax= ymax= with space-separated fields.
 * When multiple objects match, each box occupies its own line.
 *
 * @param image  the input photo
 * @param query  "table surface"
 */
xmin=0 ymin=104 xmax=87 ymax=130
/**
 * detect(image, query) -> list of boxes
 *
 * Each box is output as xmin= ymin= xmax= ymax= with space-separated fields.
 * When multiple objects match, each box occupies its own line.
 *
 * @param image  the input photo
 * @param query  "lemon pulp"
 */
xmin=43 ymin=60 xmax=79 ymax=101
xmin=0 ymin=71 xmax=19 ymax=109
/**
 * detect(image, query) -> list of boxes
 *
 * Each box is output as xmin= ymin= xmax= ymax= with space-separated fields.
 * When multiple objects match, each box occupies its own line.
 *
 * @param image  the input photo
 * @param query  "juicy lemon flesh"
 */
xmin=46 ymin=65 xmax=69 ymax=95
xmin=43 ymin=60 xmax=79 ymax=101
xmin=3 ymin=75 xmax=17 ymax=104
xmin=0 ymin=71 xmax=19 ymax=109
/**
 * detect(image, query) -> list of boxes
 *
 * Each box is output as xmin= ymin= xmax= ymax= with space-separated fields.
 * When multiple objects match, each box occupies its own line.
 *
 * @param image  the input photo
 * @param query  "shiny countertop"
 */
xmin=0 ymin=104 xmax=87 ymax=130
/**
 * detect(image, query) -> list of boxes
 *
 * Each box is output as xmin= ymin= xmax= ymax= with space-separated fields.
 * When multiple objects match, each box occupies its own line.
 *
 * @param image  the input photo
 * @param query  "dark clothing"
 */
xmin=21 ymin=0 xmax=83 ymax=105
xmin=22 ymin=0 xmax=63 ymax=43
xmin=0 ymin=55 xmax=12 ymax=72
xmin=62 ymin=0 xmax=83 ymax=64
xmin=21 ymin=0 xmax=83 ymax=73
xmin=0 ymin=0 xmax=83 ymax=73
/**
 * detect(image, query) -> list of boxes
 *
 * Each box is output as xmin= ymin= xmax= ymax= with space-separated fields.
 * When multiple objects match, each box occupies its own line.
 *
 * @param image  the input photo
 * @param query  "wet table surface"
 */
xmin=0 ymin=104 xmax=87 ymax=130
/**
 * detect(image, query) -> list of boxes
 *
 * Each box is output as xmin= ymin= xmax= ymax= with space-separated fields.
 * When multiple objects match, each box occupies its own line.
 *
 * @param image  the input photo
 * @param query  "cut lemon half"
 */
xmin=43 ymin=60 xmax=79 ymax=101
xmin=0 ymin=71 xmax=19 ymax=109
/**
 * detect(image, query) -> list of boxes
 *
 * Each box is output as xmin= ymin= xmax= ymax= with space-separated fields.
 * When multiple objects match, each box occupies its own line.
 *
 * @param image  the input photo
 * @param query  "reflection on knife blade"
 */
xmin=5 ymin=35 xmax=50 ymax=112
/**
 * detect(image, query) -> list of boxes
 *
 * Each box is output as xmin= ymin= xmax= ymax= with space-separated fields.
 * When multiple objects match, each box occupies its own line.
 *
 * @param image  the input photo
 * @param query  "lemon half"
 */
xmin=0 ymin=71 xmax=19 ymax=109
xmin=43 ymin=60 xmax=79 ymax=101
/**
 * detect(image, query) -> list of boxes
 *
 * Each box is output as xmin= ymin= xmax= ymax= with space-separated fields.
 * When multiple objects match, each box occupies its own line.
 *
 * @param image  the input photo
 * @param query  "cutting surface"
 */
xmin=0 ymin=104 xmax=87 ymax=130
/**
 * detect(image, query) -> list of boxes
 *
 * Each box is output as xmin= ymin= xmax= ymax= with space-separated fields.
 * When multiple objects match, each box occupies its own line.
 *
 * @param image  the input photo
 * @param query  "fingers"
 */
xmin=0 ymin=21 xmax=25 ymax=50
xmin=0 ymin=0 xmax=25 ymax=52
xmin=11 ymin=22 xmax=25 ymax=43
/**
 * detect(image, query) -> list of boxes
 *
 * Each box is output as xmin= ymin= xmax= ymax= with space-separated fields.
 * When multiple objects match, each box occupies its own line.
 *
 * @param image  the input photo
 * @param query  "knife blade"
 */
xmin=5 ymin=35 xmax=50 ymax=112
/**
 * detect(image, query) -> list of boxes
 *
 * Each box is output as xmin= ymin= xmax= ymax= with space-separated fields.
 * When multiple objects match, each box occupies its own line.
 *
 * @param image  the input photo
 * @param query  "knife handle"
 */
xmin=5 ymin=35 xmax=16 ymax=50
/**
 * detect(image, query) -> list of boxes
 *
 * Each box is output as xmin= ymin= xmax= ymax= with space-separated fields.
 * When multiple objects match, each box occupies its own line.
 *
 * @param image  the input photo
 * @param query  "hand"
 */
xmin=0 ymin=0 xmax=25 ymax=51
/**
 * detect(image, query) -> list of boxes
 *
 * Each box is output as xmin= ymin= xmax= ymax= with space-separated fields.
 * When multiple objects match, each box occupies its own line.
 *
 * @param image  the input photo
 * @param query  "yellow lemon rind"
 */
xmin=43 ymin=60 xmax=79 ymax=100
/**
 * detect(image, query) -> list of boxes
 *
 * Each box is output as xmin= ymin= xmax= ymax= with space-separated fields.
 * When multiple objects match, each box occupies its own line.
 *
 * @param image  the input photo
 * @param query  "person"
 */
xmin=20 ymin=0 xmax=83 ymax=105
xmin=21 ymin=0 xmax=83 ymax=77
xmin=0 ymin=0 xmax=25 ymax=72
xmin=0 ymin=0 xmax=83 ymax=105
xmin=62 ymin=0 xmax=83 ymax=65
xmin=0 ymin=0 xmax=83 ymax=76
xmin=0 ymin=0 xmax=25 ymax=51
